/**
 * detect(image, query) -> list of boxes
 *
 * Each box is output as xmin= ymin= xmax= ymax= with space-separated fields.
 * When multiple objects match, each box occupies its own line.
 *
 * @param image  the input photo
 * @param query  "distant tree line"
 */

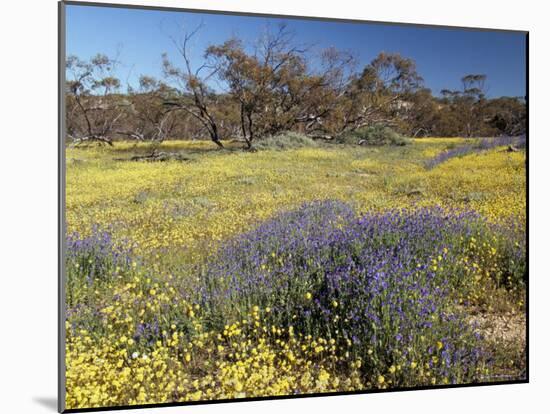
xmin=65 ymin=24 xmax=526 ymax=147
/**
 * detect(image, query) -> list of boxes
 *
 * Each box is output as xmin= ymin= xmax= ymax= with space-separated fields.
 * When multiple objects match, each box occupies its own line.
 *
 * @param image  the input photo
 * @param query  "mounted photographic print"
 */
xmin=58 ymin=1 xmax=528 ymax=412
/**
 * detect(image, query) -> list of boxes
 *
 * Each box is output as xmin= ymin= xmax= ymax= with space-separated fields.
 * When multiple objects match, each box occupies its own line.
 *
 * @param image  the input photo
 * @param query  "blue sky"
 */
xmin=66 ymin=4 xmax=526 ymax=98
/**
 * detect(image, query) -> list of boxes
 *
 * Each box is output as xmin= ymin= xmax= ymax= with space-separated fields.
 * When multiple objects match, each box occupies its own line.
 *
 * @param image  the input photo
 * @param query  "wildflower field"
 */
xmin=64 ymin=138 xmax=526 ymax=409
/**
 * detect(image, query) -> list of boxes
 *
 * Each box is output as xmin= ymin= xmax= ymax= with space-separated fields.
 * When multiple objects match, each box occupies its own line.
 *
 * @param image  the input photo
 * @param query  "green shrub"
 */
xmin=253 ymin=132 xmax=318 ymax=150
xmin=338 ymin=125 xmax=410 ymax=146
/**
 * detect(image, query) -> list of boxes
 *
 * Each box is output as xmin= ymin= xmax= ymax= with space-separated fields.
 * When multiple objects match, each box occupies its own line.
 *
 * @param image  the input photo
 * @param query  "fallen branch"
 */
xmin=114 ymin=149 xmax=191 ymax=162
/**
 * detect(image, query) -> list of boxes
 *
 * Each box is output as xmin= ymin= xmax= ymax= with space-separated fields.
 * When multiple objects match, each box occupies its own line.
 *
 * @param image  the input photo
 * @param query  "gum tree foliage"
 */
xmin=120 ymin=76 xmax=180 ymax=142
xmin=65 ymin=54 xmax=124 ymax=145
xmin=440 ymin=74 xmax=488 ymax=137
xmin=206 ymin=24 xmax=307 ymax=148
xmin=485 ymin=96 xmax=527 ymax=136
xmin=396 ymin=88 xmax=441 ymax=137
xmin=333 ymin=53 xmax=424 ymax=134
xmin=206 ymin=25 xmax=353 ymax=146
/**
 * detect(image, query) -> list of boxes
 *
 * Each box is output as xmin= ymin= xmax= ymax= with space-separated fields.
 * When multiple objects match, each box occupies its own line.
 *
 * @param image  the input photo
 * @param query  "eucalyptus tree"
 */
xmin=334 ymin=52 xmax=423 ymax=134
xmin=440 ymin=74 xmax=488 ymax=137
xmin=120 ymin=76 xmax=180 ymax=142
xmin=65 ymin=54 xmax=124 ymax=145
xmin=161 ymin=24 xmax=224 ymax=148
xmin=206 ymin=24 xmax=355 ymax=146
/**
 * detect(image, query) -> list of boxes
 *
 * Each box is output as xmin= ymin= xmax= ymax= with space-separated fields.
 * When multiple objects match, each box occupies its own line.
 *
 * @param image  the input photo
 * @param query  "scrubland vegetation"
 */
xmin=65 ymin=24 xmax=526 ymax=149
